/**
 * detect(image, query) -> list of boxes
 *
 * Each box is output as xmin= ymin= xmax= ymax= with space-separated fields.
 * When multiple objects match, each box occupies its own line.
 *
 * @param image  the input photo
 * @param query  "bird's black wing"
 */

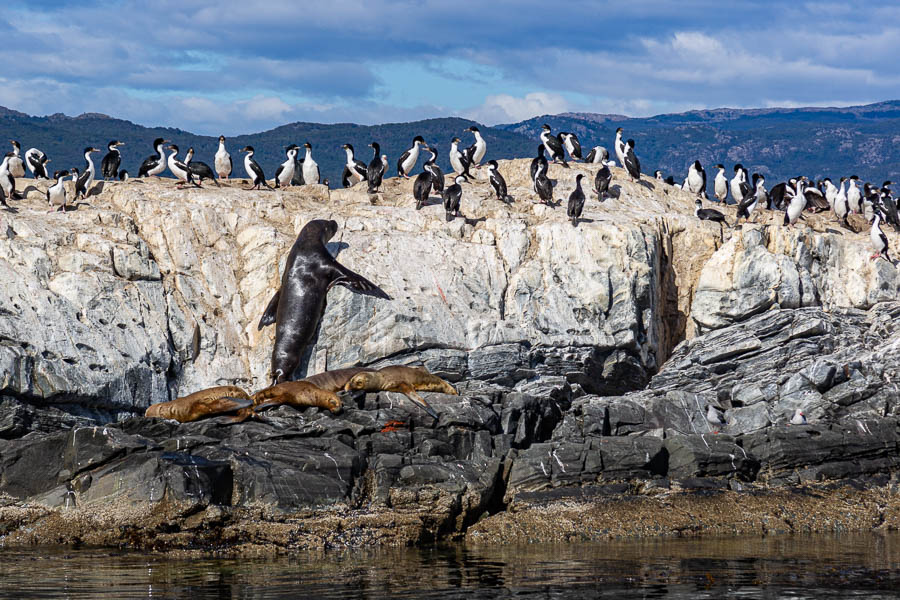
xmin=250 ymin=160 xmax=265 ymax=183
xmin=570 ymin=135 xmax=582 ymax=159
xmin=138 ymin=155 xmax=158 ymax=176
xmin=353 ymin=159 xmax=368 ymax=179
xmin=274 ymin=163 xmax=285 ymax=184
xmin=101 ymin=152 xmax=119 ymax=178
xmin=624 ymin=149 xmax=640 ymax=179
xmin=396 ymin=150 xmax=411 ymax=176
xmin=342 ymin=166 xmax=353 ymax=188
xmin=430 ymin=164 xmax=444 ymax=192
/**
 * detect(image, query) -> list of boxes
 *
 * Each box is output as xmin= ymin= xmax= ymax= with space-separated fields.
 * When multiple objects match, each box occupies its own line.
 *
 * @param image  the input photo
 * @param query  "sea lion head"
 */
xmin=299 ymin=219 xmax=339 ymax=246
xmin=321 ymin=392 xmax=343 ymax=413
xmin=345 ymin=371 xmax=378 ymax=392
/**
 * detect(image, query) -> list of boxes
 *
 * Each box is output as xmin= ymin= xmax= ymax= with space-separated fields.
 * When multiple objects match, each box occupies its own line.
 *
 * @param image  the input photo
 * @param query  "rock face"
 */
xmin=1 ymin=163 xmax=900 ymax=552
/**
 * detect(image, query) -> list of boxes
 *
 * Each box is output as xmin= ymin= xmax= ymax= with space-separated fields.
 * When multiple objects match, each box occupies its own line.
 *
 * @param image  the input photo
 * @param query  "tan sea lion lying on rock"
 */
xmin=300 ymin=367 xmax=376 ymax=392
xmin=344 ymin=365 xmax=457 ymax=419
xmin=144 ymin=385 xmax=253 ymax=423
xmin=251 ymin=380 xmax=343 ymax=414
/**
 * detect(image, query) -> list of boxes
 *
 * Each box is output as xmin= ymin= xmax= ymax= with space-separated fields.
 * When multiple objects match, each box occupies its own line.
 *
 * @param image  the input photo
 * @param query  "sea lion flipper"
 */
xmin=257 ymin=289 xmax=281 ymax=330
xmin=327 ymin=264 xmax=391 ymax=300
xmin=397 ymin=383 xmax=439 ymax=420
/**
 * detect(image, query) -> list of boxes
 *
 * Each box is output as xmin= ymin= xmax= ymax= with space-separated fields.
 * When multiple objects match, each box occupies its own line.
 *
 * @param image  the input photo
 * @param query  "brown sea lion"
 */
xmin=250 ymin=380 xmax=342 ymax=414
xmin=256 ymin=219 xmax=391 ymax=385
xmin=344 ymin=366 xmax=457 ymax=419
xmin=301 ymin=367 xmax=376 ymax=392
xmin=145 ymin=385 xmax=253 ymax=423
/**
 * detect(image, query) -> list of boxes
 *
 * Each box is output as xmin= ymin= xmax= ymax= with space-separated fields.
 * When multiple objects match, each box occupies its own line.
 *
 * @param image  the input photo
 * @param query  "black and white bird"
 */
xmin=833 ymin=177 xmax=850 ymax=227
xmin=240 ymin=146 xmax=270 ymax=190
xmin=879 ymin=181 xmax=900 ymax=231
xmin=530 ymin=145 xmax=548 ymax=186
xmin=654 ymin=170 xmax=664 ymax=181
xmin=26 ymin=147 xmax=49 ymax=179
xmin=585 ymin=145 xmax=608 ymax=164
xmin=215 ymin=136 xmax=232 ymax=179
xmin=713 ymin=164 xmax=728 ymax=203
xmin=274 ymin=145 xmax=299 ymax=188
xmin=442 ymin=175 xmax=465 ymax=221
xmin=870 ymin=208 xmax=891 ymax=261
xmin=847 ymin=175 xmax=862 ymax=213
xmin=8 ymin=141 xmax=25 ymax=178
xmin=166 ymin=145 xmax=198 ymax=188
xmin=735 ymin=174 xmax=760 ymax=223
xmin=594 ymin=160 xmax=612 ymax=200
xmin=784 ymin=178 xmax=808 ymax=226
xmin=540 ymin=124 xmax=568 ymax=166
xmin=413 ymin=166 xmax=433 ymax=211
xmin=683 ymin=160 xmax=706 ymax=197
xmin=623 ymin=139 xmax=641 ymax=182
xmin=449 ymin=137 xmax=472 ymax=179
xmin=74 ymin=147 xmax=100 ymax=200
xmin=366 ymin=142 xmax=385 ymax=193
xmin=184 ymin=147 xmax=218 ymax=186
xmin=302 ymin=142 xmax=319 ymax=185
xmin=465 ymin=126 xmax=487 ymax=167
xmin=487 ymin=160 xmax=512 ymax=203
xmin=558 ymin=131 xmax=582 ymax=161
xmin=397 ymin=135 xmax=426 ymax=178
xmin=0 ymin=153 xmax=20 ymax=201
xmin=138 ymin=138 xmax=169 ymax=177
xmin=101 ymin=140 xmax=125 ymax=180
xmin=424 ymin=146 xmax=444 ymax=193
xmin=47 ymin=169 xmax=70 ymax=213
xmin=567 ymin=173 xmax=586 ymax=226
xmin=614 ymin=127 xmax=627 ymax=171
xmin=534 ymin=162 xmax=553 ymax=205
xmin=118 ymin=170 xmax=129 ymax=181
xmin=341 ymin=144 xmax=367 ymax=187
xmin=730 ymin=164 xmax=750 ymax=204
xmin=695 ymin=198 xmax=728 ymax=224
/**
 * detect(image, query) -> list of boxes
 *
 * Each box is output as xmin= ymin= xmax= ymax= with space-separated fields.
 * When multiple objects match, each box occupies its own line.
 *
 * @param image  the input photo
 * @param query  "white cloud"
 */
xmin=240 ymin=96 xmax=292 ymax=121
xmin=462 ymin=92 xmax=570 ymax=125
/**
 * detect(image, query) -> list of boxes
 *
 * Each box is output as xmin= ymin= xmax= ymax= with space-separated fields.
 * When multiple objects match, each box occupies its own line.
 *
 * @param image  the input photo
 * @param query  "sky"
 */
xmin=2 ymin=1 xmax=899 ymax=135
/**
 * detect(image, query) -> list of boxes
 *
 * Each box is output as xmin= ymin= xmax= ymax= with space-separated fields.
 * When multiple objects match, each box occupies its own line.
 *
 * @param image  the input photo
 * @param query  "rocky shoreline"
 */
xmin=1 ymin=163 xmax=900 ymax=553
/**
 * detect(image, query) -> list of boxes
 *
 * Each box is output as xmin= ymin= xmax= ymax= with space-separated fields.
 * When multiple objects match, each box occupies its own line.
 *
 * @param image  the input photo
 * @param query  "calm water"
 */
xmin=1 ymin=534 xmax=899 ymax=599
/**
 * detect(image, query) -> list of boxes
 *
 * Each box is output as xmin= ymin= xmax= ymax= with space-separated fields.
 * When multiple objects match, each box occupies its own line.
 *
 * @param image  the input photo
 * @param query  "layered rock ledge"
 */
xmin=1 ymin=162 xmax=899 ymax=553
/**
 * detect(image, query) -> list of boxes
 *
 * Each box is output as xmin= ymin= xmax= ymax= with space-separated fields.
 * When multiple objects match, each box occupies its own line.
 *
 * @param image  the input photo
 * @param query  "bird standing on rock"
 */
xmin=534 ymin=162 xmax=553 ymax=205
xmin=706 ymin=404 xmax=727 ymax=432
xmin=623 ymin=139 xmax=641 ymax=182
xmin=341 ymin=144 xmax=367 ymax=187
xmin=695 ymin=198 xmax=728 ymax=225
xmin=138 ymin=138 xmax=169 ymax=177
xmin=540 ymin=124 xmax=568 ymax=167
xmin=567 ymin=173 xmax=586 ymax=226
xmin=366 ymin=142 xmax=385 ymax=193
xmin=274 ymin=145 xmax=298 ymax=188
xmin=47 ymin=169 xmax=70 ymax=212
xmin=74 ymin=147 xmax=100 ymax=201
xmin=397 ymin=136 xmax=426 ymax=179
xmin=101 ymin=140 xmax=125 ymax=180
xmin=594 ymin=160 xmax=612 ymax=200
xmin=465 ymin=126 xmax=486 ymax=168
xmin=423 ymin=146 xmax=444 ymax=193
xmin=167 ymin=145 xmax=199 ymax=188
xmin=585 ymin=145 xmax=608 ymax=164
xmin=559 ymin=131 xmax=582 ymax=161
xmin=684 ymin=160 xmax=706 ymax=197
xmin=449 ymin=137 xmax=472 ymax=180
xmin=413 ymin=166 xmax=433 ymax=210
xmin=442 ymin=175 xmax=465 ymax=221
xmin=215 ymin=135 xmax=232 ymax=179
xmin=487 ymin=160 xmax=512 ymax=203
xmin=713 ymin=164 xmax=728 ymax=203
xmin=26 ymin=147 xmax=49 ymax=179
xmin=184 ymin=147 xmax=218 ymax=186
xmin=240 ymin=146 xmax=270 ymax=190
xmin=8 ymin=141 xmax=25 ymax=178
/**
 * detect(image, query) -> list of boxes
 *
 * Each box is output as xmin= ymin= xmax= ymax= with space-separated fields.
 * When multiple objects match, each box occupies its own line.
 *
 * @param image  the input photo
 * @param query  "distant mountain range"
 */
xmin=1 ymin=101 xmax=899 ymax=191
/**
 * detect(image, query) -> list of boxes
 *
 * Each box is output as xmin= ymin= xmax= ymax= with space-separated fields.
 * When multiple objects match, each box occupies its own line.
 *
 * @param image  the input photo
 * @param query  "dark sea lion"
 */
xmin=250 ymin=380 xmax=342 ymax=413
xmin=301 ymin=367 xmax=376 ymax=392
xmin=344 ymin=366 xmax=457 ymax=419
xmin=145 ymin=385 xmax=253 ymax=423
xmin=257 ymin=219 xmax=391 ymax=385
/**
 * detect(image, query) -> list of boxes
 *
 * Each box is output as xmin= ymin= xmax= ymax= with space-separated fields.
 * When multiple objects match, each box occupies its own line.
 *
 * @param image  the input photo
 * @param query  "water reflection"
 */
xmin=0 ymin=533 xmax=899 ymax=599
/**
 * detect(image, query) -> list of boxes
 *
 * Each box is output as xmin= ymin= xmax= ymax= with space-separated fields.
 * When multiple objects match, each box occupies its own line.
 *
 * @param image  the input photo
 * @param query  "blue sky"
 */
xmin=3 ymin=1 xmax=899 ymax=135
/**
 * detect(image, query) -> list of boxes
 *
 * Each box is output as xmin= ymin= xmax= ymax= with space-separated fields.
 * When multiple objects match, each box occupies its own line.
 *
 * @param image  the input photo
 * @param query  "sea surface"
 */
xmin=1 ymin=533 xmax=899 ymax=599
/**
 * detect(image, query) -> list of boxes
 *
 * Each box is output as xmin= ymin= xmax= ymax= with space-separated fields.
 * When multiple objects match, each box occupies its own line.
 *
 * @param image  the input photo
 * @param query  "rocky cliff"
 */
xmin=1 ymin=162 xmax=899 ymax=552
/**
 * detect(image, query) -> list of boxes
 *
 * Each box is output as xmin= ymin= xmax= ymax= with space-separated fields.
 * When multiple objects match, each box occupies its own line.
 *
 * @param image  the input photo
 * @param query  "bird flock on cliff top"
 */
xmin=0 ymin=123 xmax=895 ymax=262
